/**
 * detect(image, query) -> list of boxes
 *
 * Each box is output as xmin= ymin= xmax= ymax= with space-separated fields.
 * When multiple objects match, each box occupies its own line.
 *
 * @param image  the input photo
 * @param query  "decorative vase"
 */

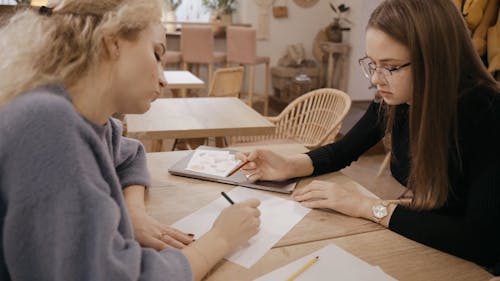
xmin=326 ymin=18 xmax=343 ymax=43
xmin=164 ymin=10 xmax=177 ymax=33
xmin=210 ymin=12 xmax=233 ymax=34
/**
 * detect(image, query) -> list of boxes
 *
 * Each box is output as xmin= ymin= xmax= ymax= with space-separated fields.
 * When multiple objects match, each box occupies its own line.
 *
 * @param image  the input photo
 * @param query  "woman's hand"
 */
xmin=292 ymin=180 xmax=373 ymax=218
xmin=237 ymin=150 xmax=313 ymax=182
xmin=128 ymin=206 xmax=194 ymax=250
xmin=211 ymin=198 xmax=261 ymax=250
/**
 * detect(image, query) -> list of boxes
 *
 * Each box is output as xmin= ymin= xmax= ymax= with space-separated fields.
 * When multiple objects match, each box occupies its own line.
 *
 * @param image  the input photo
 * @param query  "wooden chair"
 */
xmin=179 ymin=67 xmax=244 ymax=149
xmin=207 ymin=67 xmax=244 ymax=97
xmin=228 ymin=88 xmax=351 ymax=150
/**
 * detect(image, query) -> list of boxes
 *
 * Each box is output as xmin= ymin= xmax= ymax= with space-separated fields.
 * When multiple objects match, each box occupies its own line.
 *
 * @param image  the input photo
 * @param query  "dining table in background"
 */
xmin=164 ymin=70 xmax=205 ymax=97
xmin=125 ymin=97 xmax=275 ymax=152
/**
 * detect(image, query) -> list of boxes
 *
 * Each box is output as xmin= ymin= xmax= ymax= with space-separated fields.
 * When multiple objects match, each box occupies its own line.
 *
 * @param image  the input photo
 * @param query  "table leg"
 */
xmin=151 ymin=139 xmax=163 ymax=152
xmin=215 ymin=137 xmax=226 ymax=148
xmin=326 ymin=51 xmax=334 ymax=88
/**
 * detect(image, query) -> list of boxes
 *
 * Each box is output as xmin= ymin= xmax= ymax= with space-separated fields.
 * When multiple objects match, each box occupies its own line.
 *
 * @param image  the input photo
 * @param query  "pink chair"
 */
xmin=180 ymin=25 xmax=226 ymax=90
xmin=226 ymin=26 xmax=270 ymax=115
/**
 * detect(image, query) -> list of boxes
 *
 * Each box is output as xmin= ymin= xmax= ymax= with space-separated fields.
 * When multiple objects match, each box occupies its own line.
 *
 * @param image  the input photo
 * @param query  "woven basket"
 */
xmin=271 ymin=65 xmax=320 ymax=103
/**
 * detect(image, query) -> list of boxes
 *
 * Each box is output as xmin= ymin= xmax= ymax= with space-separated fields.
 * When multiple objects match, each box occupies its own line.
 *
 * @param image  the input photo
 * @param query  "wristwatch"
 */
xmin=372 ymin=200 xmax=390 ymax=223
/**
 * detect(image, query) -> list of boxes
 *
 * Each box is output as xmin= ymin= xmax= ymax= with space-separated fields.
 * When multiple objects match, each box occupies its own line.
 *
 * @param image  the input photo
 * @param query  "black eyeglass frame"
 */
xmin=358 ymin=56 xmax=411 ymax=79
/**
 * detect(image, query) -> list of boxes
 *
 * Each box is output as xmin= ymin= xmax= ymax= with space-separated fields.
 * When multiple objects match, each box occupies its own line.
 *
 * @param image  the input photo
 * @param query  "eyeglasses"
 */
xmin=358 ymin=56 xmax=411 ymax=81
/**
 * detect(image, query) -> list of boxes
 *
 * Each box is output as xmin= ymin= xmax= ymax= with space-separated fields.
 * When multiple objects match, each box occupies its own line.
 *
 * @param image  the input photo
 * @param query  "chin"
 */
xmin=126 ymin=103 xmax=151 ymax=115
xmin=382 ymin=97 xmax=406 ymax=106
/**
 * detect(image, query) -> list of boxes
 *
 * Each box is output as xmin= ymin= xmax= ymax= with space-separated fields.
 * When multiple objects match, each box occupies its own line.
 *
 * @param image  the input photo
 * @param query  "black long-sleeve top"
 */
xmin=306 ymin=85 xmax=500 ymax=272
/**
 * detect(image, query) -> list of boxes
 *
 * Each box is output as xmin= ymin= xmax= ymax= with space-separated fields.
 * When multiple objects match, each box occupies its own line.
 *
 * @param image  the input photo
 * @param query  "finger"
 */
xmin=251 ymin=206 xmax=261 ymax=217
xmin=294 ymin=190 xmax=328 ymax=202
xmin=293 ymin=182 xmax=327 ymax=197
xmin=148 ymin=238 xmax=170 ymax=251
xmin=246 ymin=150 xmax=263 ymax=162
xmin=163 ymin=228 xmax=194 ymax=244
xmin=246 ymin=171 xmax=261 ymax=183
xmin=240 ymin=198 xmax=261 ymax=208
xmin=292 ymin=185 xmax=316 ymax=197
xmin=300 ymin=199 xmax=331 ymax=209
xmin=234 ymin=152 xmax=248 ymax=161
xmin=241 ymin=162 xmax=257 ymax=170
xmin=160 ymin=234 xmax=187 ymax=249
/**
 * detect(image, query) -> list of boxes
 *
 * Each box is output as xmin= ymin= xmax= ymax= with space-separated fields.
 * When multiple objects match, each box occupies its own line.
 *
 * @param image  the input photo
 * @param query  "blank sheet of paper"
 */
xmin=171 ymin=186 xmax=311 ymax=268
xmin=255 ymin=244 xmax=397 ymax=281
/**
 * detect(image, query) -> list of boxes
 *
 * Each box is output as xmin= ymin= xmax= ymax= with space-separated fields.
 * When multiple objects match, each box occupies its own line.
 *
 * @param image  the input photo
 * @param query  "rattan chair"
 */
xmin=207 ymin=67 xmax=244 ymax=97
xmin=229 ymin=88 xmax=351 ymax=150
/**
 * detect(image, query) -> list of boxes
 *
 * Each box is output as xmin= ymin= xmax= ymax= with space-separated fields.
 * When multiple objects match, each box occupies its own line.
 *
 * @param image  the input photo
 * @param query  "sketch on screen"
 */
xmin=185 ymin=149 xmax=241 ymax=177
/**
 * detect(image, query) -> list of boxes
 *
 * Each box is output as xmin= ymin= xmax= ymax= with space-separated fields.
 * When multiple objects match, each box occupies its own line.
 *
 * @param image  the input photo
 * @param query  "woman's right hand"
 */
xmin=237 ymin=149 xmax=292 ymax=182
xmin=211 ymin=198 xmax=261 ymax=250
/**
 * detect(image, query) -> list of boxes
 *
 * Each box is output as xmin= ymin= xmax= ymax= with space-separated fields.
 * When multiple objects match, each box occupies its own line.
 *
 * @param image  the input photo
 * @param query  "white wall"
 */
xmin=238 ymin=0 xmax=382 ymax=101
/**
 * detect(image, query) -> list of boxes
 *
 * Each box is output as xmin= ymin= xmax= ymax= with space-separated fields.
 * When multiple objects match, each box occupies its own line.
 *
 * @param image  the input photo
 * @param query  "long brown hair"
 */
xmin=368 ymin=0 xmax=499 ymax=210
xmin=0 ymin=0 xmax=163 ymax=106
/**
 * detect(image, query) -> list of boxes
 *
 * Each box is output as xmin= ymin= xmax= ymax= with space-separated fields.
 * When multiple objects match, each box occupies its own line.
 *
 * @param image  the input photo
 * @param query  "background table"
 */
xmin=164 ymin=70 xmax=205 ymax=97
xmin=126 ymin=97 xmax=275 ymax=151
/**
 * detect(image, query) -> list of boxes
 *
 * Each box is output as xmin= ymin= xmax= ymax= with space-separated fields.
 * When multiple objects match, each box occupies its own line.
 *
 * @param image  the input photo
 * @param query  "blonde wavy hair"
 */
xmin=0 ymin=0 xmax=164 ymax=106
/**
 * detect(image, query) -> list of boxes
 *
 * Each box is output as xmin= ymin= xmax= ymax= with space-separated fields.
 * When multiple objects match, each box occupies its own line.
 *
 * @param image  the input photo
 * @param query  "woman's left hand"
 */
xmin=128 ymin=207 xmax=194 ymax=250
xmin=292 ymin=180 xmax=372 ymax=218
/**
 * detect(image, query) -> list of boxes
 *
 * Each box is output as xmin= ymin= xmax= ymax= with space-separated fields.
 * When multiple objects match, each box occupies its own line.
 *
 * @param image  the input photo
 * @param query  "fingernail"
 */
xmin=188 ymin=233 xmax=195 ymax=237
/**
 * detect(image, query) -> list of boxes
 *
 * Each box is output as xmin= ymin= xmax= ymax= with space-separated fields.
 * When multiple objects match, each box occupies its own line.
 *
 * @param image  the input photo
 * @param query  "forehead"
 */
xmin=365 ymin=28 xmax=409 ymax=62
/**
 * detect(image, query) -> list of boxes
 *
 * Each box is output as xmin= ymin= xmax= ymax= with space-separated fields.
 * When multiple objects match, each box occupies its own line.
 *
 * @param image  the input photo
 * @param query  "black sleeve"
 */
xmin=389 ymin=93 xmax=500 ymax=268
xmin=306 ymin=101 xmax=386 ymax=176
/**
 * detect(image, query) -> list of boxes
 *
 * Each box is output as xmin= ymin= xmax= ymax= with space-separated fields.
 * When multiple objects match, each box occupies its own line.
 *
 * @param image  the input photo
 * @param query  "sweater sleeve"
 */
xmin=306 ymin=101 xmax=385 ymax=176
xmin=108 ymin=118 xmax=151 ymax=188
xmin=389 ymin=93 xmax=500 ymax=269
xmin=0 ymin=93 xmax=192 ymax=281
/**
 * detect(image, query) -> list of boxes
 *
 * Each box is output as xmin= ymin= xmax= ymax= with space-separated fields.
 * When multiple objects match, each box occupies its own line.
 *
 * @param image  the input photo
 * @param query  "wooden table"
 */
xmin=145 ymin=144 xmax=493 ymax=280
xmin=205 ymin=230 xmax=492 ymax=281
xmin=164 ymin=70 xmax=205 ymax=97
xmin=126 ymin=98 xmax=275 ymax=151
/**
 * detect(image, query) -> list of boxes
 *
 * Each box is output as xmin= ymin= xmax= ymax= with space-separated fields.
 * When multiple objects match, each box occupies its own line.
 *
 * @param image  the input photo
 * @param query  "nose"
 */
xmin=158 ymin=66 xmax=167 ymax=89
xmin=370 ymin=69 xmax=386 ymax=87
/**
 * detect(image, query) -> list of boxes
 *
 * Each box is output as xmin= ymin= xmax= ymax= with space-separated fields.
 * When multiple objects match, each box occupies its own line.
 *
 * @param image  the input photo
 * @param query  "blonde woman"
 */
xmin=240 ymin=0 xmax=500 ymax=274
xmin=0 ymin=1 xmax=260 ymax=280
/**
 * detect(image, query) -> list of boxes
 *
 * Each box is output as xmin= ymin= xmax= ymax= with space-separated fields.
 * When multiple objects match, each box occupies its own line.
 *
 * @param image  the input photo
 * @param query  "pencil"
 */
xmin=285 ymin=256 xmax=319 ymax=281
xmin=221 ymin=191 xmax=234 ymax=205
xmin=226 ymin=160 xmax=249 ymax=177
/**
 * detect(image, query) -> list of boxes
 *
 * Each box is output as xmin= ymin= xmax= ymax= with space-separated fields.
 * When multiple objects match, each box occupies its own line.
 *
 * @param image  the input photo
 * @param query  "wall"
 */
xmin=238 ymin=0 xmax=382 ymax=101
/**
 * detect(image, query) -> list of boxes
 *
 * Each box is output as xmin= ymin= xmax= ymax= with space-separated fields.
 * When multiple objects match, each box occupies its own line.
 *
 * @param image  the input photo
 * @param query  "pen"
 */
xmin=227 ymin=160 xmax=249 ymax=177
xmin=285 ymin=256 xmax=319 ymax=281
xmin=221 ymin=191 xmax=234 ymax=205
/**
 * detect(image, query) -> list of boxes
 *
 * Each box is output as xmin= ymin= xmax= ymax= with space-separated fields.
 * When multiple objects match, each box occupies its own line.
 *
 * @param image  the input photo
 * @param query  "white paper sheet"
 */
xmin=185 ymin=149 xmax=241 ymax=177
xmin=171 ymin=186 xmax=311 ymax=268
xmin=255 ymin=244 xmax=398 ymax=281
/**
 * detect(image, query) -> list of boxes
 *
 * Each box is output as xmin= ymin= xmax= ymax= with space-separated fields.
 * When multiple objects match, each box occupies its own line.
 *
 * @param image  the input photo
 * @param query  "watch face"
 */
xmin=372 ymin=204 xmax=388 ymax=219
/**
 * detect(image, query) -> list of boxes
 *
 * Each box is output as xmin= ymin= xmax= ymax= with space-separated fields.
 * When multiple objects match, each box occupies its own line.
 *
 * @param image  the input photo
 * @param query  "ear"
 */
xmin=103 ymin=35 xmax=120 ymax=60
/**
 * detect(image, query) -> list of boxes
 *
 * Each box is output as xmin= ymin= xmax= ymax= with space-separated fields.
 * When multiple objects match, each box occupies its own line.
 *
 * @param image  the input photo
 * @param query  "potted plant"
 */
xmin=202 ymin=0 xmax=237 ymax=26
xmin=327 ymin=2 xmax=351 ymax=43
xmin=163 ymin=0 xmax=182 ymax=32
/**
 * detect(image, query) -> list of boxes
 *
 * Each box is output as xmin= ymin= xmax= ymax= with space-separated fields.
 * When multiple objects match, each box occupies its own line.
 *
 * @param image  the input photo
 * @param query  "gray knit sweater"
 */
xmin=0 ymin=85 xmax=193 ymax=281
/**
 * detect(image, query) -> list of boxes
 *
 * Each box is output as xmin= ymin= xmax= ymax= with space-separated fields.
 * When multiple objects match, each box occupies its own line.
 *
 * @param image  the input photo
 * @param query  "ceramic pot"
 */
xmin=210 ymin=12 xmax=233 ymax=33
xmin=327 ymin=19 xmax=343 ymax=43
